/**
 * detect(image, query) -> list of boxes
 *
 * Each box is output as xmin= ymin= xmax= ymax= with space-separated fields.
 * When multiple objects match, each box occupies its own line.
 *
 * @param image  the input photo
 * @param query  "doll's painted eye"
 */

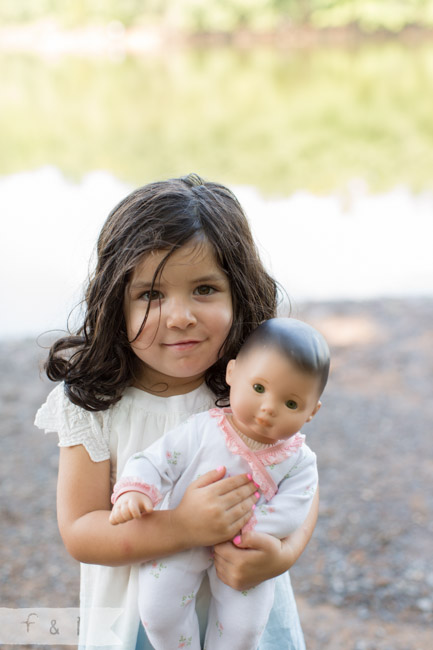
xmin=253 ymin=384 xmax=265 ymax=394
xmin=285 ymin=400 xmax=298 ymax=410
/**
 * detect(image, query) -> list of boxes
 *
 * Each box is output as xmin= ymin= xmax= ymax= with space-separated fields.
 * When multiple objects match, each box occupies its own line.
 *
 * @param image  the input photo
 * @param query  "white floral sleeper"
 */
xmin=113 ymin=408 xmax=318 ymax=650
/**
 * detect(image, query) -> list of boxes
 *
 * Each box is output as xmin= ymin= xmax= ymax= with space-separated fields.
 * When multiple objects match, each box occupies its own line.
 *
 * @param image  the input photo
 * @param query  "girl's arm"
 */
xmin=212 ymin=486 xmax=319 ymax=590
xmin=57 ymin=444 xmax=259 ymax=566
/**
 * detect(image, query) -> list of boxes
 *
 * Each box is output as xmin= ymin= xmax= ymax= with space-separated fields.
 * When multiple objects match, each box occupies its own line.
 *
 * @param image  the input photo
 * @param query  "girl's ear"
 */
xmin=226 ymin=359 xmax=236 ymax=386
xmin=306 ymin=400 xmax=321 ymax=423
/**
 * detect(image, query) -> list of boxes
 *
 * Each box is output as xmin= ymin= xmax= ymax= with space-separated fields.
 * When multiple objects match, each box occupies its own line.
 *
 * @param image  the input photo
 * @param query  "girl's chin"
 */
xmin=134 ymin=368 xmax=206 ymax=395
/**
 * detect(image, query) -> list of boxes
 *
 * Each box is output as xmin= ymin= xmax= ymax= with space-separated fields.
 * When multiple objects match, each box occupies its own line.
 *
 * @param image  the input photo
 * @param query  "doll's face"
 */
xmin=226 ymin=346 xmax=321 ymax=444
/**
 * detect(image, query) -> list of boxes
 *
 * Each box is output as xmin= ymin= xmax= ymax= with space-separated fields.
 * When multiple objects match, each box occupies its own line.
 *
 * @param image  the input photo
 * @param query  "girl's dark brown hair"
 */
xmin=45 ymin=174 xmax=279 ymax=411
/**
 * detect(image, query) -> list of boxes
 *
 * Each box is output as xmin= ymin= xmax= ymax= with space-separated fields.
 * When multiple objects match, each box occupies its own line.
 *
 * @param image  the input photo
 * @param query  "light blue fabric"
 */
xmin=134 ymin=572 xmax=305 ymax=650
xmin=257 ymin=572 xmax=306 ymax=650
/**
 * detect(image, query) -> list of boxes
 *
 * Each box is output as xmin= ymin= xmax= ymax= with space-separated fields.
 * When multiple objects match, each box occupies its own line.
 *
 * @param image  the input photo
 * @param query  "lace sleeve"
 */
xmin=34 ymin=383 xmax=110 ymax=462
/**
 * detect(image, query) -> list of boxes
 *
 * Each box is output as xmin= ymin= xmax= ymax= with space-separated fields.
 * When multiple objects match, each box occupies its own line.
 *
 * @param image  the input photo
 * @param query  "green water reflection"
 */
xmin=2 ymin=43 xmax=433 ymax=194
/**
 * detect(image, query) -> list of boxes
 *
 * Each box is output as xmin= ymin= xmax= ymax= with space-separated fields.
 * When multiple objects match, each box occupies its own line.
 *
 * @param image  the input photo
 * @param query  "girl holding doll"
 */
xmin=35 ymin=174 xmax=318 ymax=649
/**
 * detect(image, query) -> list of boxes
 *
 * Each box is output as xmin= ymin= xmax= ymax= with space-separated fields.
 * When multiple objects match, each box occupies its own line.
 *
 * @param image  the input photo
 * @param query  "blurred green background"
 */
xmin=2 ymin=0 xmax=433 ymax=32
xmin=1 ymin=0 xmax=433 ymax=195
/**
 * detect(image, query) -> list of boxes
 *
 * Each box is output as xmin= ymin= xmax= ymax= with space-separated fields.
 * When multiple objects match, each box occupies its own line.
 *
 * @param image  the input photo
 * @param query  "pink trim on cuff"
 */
xmin=111 ymin=477 xmax=163 ymax=507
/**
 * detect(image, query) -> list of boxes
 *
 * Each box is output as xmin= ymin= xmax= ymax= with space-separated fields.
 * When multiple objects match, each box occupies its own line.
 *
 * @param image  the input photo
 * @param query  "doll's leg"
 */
xmin=138 ymin=547 xmax=213 ymax=650
xmin=204 ymin=564 xmax=275 ymax=650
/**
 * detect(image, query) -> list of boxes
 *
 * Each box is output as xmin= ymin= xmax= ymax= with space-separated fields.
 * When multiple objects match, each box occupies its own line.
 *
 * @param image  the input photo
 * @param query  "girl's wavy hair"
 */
xmin=45 ymin=174 xmax=280 ymax=411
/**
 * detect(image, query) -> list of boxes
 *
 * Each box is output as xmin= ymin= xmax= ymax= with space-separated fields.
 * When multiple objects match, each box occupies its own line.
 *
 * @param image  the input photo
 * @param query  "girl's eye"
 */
xmin=253 ymin=384 xmax=265 ymax=394
xmin=194 ymin=285 xmax=215 ymax=296
xmin=285 ymin=400 xmax=298 ymax=410
xmin=141 ymin=289 xmax=162 ymax=302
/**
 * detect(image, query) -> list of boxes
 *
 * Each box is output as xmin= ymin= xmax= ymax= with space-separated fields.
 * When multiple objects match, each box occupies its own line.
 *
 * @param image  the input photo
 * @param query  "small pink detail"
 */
xmin=233 ymin=535 xmax=241 ymax=545
xmin=242 ymin=513 xmax=258 ymax=533
xmin=111 ymin=477 xmax=163 ymax=507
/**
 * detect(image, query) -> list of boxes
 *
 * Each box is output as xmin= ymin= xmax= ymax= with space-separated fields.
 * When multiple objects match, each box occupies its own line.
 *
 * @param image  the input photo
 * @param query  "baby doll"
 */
xmin=110 ymin=317 xmax=330 ymax=650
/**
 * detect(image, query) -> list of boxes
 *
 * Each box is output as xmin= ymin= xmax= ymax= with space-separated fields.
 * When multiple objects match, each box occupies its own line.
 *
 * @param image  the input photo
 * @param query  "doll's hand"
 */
xmin=171 ymin=467 xmax=259 ymax=548
xmin=109 ymin=491 xmax=154 ymax=525
xmin=213 ymin=531 xmax=285 ymax=591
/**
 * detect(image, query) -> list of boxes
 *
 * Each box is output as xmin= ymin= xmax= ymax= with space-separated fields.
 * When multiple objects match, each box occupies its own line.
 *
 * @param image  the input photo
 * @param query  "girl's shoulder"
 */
xmin=34 ymin=383 xmax=112 ymax=462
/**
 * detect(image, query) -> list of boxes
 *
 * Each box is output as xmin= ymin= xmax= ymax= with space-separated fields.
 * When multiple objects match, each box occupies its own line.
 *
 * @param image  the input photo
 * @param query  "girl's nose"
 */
xmin=166 ymin=299 xmax=197 ymax=329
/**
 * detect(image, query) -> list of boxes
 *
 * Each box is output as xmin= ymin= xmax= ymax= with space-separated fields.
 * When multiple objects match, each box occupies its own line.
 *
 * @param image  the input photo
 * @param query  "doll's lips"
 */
xmin=256 ymin=417 xmax=271 ymax=427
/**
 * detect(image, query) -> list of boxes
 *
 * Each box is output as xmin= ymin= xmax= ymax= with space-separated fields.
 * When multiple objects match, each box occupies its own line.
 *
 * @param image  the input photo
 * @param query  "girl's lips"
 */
xmin=163 ymin=340 xmax=201 ymax=350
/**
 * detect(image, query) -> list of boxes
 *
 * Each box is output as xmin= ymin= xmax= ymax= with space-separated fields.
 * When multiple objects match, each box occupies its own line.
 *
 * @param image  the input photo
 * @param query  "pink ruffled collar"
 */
xmin=209 ymin=408 xmax=305 ymax=501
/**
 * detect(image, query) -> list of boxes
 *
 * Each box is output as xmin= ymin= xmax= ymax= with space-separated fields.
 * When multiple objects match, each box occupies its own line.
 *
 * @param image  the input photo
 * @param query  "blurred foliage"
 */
xmin=1 ymin=0 xmax=433 ymax=31
xmin=1 ymin=43 xmax=433 ymax=194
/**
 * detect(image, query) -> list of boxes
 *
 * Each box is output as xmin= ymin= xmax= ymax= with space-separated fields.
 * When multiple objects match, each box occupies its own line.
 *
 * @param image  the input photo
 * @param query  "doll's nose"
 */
xmin=260 ymin=400 xmax=276 ymax=416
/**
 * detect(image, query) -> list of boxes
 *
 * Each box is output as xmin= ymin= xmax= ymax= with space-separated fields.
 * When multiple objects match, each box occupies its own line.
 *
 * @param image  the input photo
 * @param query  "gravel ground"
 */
xmin=1 ymin=298 xmax=432 ymax=649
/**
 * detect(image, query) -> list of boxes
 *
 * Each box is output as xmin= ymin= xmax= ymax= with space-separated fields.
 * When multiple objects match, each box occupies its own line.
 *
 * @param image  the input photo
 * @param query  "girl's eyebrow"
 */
xmin=129 ymin=280 xmax=154 ymax=290
xmin=190 ymin=273 xmax=227 ymax=284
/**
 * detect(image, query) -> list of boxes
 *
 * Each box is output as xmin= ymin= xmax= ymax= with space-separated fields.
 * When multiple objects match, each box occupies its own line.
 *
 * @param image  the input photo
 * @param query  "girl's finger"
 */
xmin=189 ymin=466 xmax=227 ymax=489
xmin=214 ymin=473 xmax=255 ymax=496
xmin=218 ymin=483 xmax=259 ymax=511
xmin=226 ymin=499 xmax=258 ymax=533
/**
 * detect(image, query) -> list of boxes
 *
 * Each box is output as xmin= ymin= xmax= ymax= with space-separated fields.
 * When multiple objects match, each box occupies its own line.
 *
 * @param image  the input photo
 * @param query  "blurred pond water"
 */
xmin=1 ymin=42 xmax=433 ymax=338
xmin=1 ymin=167 xmax=432 ymax=339
xmin=1 ymin=41 xmax=433 ymax=193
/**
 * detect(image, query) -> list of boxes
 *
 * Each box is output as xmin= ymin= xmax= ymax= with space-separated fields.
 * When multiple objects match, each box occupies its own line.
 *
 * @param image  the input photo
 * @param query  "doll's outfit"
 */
xmin=113 ymin=407 xmax=317 ymax=650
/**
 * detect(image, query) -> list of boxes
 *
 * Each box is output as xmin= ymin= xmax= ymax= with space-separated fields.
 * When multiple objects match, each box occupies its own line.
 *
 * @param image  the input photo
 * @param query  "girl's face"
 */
xmin=124 ymin=240 xmax=233 ymax=395
xmin=226 ymin=347 xmax=321 ymax=444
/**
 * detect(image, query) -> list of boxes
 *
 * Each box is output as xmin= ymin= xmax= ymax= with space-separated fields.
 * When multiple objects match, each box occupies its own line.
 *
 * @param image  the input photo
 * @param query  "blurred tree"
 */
xmin=1 ymin=0 xmax=433 ymax=31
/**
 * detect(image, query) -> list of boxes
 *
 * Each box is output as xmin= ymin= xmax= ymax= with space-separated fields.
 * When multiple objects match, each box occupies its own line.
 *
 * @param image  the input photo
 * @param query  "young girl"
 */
xmin=35 ymin=174 xmax=318 ymax=650
xmin=110 ymin=317 xmax=329 ymax=650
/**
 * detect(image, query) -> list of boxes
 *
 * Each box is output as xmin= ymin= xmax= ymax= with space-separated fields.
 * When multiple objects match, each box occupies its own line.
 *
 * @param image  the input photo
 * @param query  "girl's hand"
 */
xmin=213 ymin=531 xmax=285 ymax=591
xmin=109 ymin=491 xmax=154 ymax=525
xmin=213 ymin=487 xmax=319 ymax=591
xmin=171 ymin=467 xmax=259 ymax=548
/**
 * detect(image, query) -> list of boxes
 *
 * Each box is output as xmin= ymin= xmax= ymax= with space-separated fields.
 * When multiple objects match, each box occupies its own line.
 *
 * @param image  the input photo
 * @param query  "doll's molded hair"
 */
xmin=239 ymin=318 xmax=330 ymax=396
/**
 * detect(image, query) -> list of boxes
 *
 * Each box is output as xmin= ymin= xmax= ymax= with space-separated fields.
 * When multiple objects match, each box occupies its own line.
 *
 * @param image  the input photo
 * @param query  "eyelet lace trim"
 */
xmin=34 ymin=384 xmax=111 ymax=462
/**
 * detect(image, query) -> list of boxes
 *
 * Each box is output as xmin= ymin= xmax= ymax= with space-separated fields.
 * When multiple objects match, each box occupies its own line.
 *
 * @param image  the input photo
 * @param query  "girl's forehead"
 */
xmin=131 ymin=239 xmax=221 ymax=280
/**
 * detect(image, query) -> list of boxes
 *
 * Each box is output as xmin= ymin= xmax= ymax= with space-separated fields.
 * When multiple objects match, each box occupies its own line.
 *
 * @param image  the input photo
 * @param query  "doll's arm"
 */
xmin=111 ymin=439 xmax=174 ymax=513
xmin=250 ymin=445 xmax=318 ymax=539
xmin=108 ymin=437 xmax=175 ymax=524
